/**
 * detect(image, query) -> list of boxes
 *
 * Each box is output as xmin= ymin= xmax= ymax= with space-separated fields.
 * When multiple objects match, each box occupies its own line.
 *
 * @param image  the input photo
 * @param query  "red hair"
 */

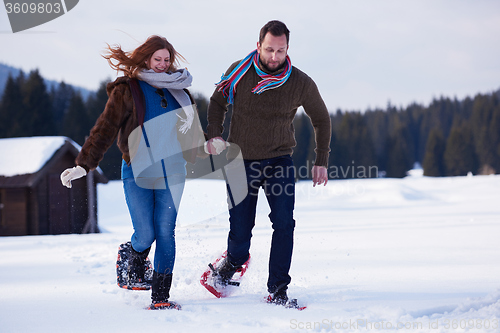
xmin=102 ymin=35 xmax=186 ymax=78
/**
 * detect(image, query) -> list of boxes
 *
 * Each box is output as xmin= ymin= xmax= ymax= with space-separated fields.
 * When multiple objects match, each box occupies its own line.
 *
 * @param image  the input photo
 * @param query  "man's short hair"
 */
xmin=259 ymin=20 xmax=290 ymax=45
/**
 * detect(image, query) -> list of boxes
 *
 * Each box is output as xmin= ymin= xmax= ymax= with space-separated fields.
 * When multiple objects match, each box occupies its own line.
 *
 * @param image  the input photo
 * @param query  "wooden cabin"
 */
xmin=0 ymin=136 xmax=108 ymax=236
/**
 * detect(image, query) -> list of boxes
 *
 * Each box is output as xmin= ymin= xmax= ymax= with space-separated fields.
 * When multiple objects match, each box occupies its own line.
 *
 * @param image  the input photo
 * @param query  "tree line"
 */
xmin=0 ymin=70 xmax=207 ymax=179
xmin=316 ymin=94 xmax=499 ymax=179
xmin=1 ymin=69 xmax=499 ymax=180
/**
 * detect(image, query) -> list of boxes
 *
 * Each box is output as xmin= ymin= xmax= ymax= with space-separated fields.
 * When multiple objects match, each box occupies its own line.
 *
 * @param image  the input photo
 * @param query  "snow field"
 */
xmin=0 ymin=174 xmax=499 ymax=332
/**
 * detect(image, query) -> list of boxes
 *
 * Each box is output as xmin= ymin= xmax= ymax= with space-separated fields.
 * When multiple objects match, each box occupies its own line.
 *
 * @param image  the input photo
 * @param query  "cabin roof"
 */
xmin=0 ymin=136 xmax=107 ymax=188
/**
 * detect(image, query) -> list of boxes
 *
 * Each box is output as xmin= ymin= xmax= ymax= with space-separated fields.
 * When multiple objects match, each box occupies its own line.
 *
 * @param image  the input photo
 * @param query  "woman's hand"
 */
xmin=204 ymin=137 xmax=229 ymax=155
xmin=60 ymin=166 xmax=87 ymax=188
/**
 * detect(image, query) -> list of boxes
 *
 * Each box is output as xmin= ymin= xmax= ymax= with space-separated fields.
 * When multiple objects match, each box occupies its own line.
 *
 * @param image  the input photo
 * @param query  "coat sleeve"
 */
xmin=76 ymin=83 xmax=133 ymax=172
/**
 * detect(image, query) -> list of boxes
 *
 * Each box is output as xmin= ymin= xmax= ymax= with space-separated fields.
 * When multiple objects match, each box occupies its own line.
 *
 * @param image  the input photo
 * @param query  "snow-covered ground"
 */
xmin=1 ymin=174 xmax=499 ymax=332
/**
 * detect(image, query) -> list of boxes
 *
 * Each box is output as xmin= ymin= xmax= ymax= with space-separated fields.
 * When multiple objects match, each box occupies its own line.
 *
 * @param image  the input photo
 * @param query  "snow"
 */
xmin=1 ymin=174 xmax=500 ymax=332
xmin=407 ymin=162 xmax=424 ymax=178
xmin=0 ymin=136 xmax=67 ymax=177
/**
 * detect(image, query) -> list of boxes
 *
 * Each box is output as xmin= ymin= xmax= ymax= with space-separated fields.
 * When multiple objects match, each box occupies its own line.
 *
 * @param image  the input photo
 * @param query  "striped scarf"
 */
xmin=215 ymin=49 xmax=292 ymax=104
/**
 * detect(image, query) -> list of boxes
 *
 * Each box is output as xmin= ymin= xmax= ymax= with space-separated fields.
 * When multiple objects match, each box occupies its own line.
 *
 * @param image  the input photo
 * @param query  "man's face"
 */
xmin=257 ymin=32 xmax=288 ymax=72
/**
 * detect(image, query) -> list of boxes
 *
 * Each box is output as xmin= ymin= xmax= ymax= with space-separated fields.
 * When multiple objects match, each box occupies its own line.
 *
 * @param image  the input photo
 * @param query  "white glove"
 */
xmin=60 ymin=166 xmax=87 ymax=188
xmin=204 ymin=137 xmax=230 ymax=155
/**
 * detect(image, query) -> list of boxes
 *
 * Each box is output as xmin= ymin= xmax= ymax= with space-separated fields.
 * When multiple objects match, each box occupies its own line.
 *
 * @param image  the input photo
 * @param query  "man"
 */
xmin=205 ymin=20 xmax=331 ymax=306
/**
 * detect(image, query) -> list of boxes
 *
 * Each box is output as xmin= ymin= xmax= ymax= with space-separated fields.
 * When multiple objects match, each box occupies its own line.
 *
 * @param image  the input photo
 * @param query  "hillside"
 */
xmin=0 ymin=63 xmax=92 ymax=100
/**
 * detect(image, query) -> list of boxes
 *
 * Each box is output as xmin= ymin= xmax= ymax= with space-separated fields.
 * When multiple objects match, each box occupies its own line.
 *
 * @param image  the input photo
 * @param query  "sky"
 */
xmin=1 ymin=0 xmax=499 ymax=111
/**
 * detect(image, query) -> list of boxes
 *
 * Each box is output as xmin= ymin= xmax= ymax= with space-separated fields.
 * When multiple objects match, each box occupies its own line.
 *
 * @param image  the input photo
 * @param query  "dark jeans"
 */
xmin=226 ymin=155 xmax=296 ymax=293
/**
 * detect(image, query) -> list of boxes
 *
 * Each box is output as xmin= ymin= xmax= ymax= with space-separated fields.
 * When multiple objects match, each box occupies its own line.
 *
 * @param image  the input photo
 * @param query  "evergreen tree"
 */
xmin=84 ymin=80 xmax=122 ymax=180
xmin=0 ymin=74 xmax=24 ymax=137
xmin=385 ymin=125 xmax=413 ymax=178
xmin=470 ymin=93 xmax=498 ymax=173
xmin=444 ymin=125 xmax=478 ymax=176
xmin=292 ymin=112 xmax=313 ymax=179
xmin=422 ymin=129 xmax=446 ymax=176
xmin=364 ymin=109 xmax=389 ymax=171
xmin=51 ymin=81 xmax=74 ymax=134
xmin=489 ymin=97 xmax=500 ymax=173
xmin=86 ymin=80 xmax=109 ymax=126
xmin=23 ymin=69 xmax=54 ymax=136
xmin=328 ymin=110 xmax=343 ymax=170
xmin=327 ymin=123 xmax=337 ymax=175
xmin=192 ymin=92 xmax=208 ymax=132
xmin=416 ymin=97 xmax=458 ymax=165
xmin=334 ymin=112 xmax=376 ymax=178
xmin=61 ymin=93 xmax=88 ymax=145
xmin=404 ymin=103 xmax=424 ymax=162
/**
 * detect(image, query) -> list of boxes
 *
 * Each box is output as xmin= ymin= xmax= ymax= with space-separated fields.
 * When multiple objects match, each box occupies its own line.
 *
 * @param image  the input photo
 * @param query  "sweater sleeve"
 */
xmin=206 ymin=89 xmax=230 ymax=140
xmin=75 ymin=83 xmax=132 ymax=171
xmin=301 ymin=77 xmax=332 ymax=167
xmin=206 ymin=61 xmax=239 ymax=140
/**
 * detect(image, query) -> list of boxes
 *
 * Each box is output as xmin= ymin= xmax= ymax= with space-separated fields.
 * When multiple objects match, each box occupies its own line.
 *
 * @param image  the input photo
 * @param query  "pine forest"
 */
xmin=1 ymin=69 xmax=499 ymax=180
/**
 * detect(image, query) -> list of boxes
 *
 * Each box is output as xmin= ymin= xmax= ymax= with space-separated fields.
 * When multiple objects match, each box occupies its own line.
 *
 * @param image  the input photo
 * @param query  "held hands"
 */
xmin=204 ymin=137 xmax=230 ymax=155
xmin=60 ymin=166 xmax=87 ymax=188
xmin=312 ymin=165 xmax=328 ymax=187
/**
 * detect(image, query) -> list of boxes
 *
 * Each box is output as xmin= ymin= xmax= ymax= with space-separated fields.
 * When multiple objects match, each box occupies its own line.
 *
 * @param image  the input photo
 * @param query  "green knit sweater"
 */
xmin=207 ymin=60 xmax=331 ymax=167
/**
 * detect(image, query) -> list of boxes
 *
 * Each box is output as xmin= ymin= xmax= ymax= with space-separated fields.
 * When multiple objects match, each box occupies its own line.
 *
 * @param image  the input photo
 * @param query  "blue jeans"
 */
xmin=226 ymin=155 xmax=296 ymax=293
xmin=123 ymin=174 xmax=185 ymax=274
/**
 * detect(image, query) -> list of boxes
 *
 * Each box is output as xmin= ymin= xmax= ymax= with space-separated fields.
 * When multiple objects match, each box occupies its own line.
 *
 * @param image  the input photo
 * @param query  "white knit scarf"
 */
xmin=137 ymin=68 xmax=195 ymax=134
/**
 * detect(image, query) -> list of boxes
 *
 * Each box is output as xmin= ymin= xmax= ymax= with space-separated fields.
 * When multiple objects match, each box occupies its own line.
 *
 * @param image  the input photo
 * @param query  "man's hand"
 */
xmin=204 ymin=137 xmax=229 ymax=155
xmin=312 ymin=165 xmax=328 ymax=187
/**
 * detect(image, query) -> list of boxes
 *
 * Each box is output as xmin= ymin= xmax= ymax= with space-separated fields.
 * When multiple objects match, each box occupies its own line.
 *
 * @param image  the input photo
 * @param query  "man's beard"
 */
xmin=259 ymin=55 xmax=286 ymax=73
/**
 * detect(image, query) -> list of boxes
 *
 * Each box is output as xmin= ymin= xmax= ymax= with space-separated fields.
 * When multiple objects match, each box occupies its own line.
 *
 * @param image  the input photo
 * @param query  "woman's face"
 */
xmin=146 ymin=48 xmax=171 ymax=73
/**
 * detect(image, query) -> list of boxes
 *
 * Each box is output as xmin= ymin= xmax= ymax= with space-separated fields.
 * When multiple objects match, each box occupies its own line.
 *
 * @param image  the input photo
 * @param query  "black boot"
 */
xmin=267 ymin=287 xmax=288 ymax=305
xmin=212 ymin=257 xmax=241 ymax=288
xmin=148 ymin=271 xmax=181 ymax=310
xmin=116 ymin=241 xmax=152 ymax=290
xmin=128 ymin=245 xmax=150 ymax=284
xmin=266 ymin=287 xmax=305 ymax=309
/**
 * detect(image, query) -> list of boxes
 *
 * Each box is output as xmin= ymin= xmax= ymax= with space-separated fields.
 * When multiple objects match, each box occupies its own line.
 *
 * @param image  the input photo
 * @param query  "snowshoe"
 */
xmin=265 ymin=291 xmax=307 ymax=311
xmin=200 ymin=251 xmax=250 ymax=298
xmin=146 ymin=301 xmax=182 ymax=310
xmin=116 ymin=242 xmax=153 ymax=290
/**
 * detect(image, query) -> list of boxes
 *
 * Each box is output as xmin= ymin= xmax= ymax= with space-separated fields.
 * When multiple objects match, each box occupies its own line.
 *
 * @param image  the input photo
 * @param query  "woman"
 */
xmin=60 ymin=35 xmax=205 ymax=310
